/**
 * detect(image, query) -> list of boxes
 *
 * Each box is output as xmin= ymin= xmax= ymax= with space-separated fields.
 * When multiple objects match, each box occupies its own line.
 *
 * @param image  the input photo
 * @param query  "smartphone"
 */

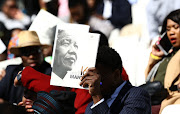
xmin=156 ymin=32 xmax=173 ymax=56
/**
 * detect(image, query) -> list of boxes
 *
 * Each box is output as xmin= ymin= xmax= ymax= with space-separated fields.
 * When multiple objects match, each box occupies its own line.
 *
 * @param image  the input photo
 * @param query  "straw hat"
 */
xmin=10 ymin=30 xmax=48 ymax=56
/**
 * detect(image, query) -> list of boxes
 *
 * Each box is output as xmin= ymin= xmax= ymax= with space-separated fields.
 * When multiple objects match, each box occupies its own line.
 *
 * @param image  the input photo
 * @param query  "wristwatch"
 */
xmin=17 ymin=71 xmax=22 ymax=83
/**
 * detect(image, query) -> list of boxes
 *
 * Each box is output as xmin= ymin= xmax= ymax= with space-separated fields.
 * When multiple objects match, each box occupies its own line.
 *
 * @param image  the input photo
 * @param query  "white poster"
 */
xmin=50 ymin=23 xmax=99 ymax=89
xmin=29 ymin=9 xmax=64 ymax=45
xmin=0 ymin=39 xmax=6 ymax=54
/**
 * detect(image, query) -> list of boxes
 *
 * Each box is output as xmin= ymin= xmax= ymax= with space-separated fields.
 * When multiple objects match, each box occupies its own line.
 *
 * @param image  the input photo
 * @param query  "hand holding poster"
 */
xmin=50 ymin=23 xmax=100 ymax=89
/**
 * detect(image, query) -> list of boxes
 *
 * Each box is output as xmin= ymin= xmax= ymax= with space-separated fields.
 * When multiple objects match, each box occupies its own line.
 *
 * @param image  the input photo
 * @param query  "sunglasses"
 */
xmin=20 ymin=46 xmax=41 ymax=56
xmin=5 ymin=4 xmax=17 ymax=9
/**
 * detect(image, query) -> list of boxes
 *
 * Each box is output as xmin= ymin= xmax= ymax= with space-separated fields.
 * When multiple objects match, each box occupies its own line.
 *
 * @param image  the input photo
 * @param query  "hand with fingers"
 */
xmin=80 ymin=67 xmax=103 ymax=104
xmin=152 ymin=44 xmax=164 ymax=57
xmin=14 ymin=9 xmax=24 ymax=20
xmin=14 ymin=70 xmax=22 ymax=86
xmin=18 ymin=96 xmax=34 ymax=113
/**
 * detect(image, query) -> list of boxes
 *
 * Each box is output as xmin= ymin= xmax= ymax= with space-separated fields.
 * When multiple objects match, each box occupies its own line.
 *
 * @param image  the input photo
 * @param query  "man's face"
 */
xmin=87 ymin=0 xmax=96 ymax=9
xmin=96 ymin=64 xmax=122 ymax=97
xmin=69 ymin=5 xmax=85 ymax=24
xmin=21 ymin=46 xmax=43 ymax=68
xmin=56 ymin=32 xmax=78 ymax=71
xmin=3 ymin=0 xmax=18 ymax=19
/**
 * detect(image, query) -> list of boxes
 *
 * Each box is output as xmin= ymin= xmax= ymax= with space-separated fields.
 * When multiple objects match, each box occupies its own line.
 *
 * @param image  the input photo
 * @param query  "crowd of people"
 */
xmin=0 ymin=0 xmax=179 ymax=114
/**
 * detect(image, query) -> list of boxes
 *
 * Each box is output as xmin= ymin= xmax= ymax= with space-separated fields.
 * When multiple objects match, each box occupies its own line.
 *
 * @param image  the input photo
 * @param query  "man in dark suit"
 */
xmin=80 ymin=46 xmax=151 ymax=114
xmin=0 ymin=31 xmax=51 ymax=104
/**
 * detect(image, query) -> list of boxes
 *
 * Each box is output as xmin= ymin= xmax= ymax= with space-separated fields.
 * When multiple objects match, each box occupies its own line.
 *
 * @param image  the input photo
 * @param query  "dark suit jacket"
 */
xmin=85 ymin=81 xmax=151 ymax=114
xmin=0 ymin=61 xmax=51 ymax=104
xmin=96 ymin=0 xmax=132 ymax=29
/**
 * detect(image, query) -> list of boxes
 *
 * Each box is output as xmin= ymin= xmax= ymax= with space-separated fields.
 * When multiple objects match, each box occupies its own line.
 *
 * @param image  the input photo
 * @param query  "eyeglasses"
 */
xmin=20 ymin=46 xmax=41 ymax=56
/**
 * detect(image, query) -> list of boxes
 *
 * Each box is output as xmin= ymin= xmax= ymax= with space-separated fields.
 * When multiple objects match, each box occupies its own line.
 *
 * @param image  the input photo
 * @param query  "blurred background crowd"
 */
xmin=0 ymin=0 xmax=180 ymax=114
xmin=0 ymin=0 xmax=161 ymax=86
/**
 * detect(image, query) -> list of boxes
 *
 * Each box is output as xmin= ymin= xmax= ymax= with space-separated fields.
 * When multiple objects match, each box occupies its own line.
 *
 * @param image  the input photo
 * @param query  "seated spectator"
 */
xmin=0 ymin=30 xmax=51 ymax=104
xmin=14 ymin=65 xmax=92 ymax=114
xmin=0 ymin=0 xmax=31 ymax=61
xmin=68 ymin=0 xmax=90 ymax=24
xmin=80 ymin=46 xmax=151 ymax=114
xmin=68 ymin=0 xmax=114 ymax=37
xmin=160 ymin=56 xmax=180 ymax=113
xmin=12 ymin=30 xmax=110 ymax=114
xmin=0 ymin=0 xmax=31 ymax=30
xmin=13 ymin=32 xmax=129 ymax=113
xmin=95 ymin=0 xmax=132 ymax=29
xmin=145 ymin=9 xmax=180 ymax=111
xmin=69 ymin=0 xmax=132 ymax=37
xmin=146 ymin=0 xmax=180 ymax=41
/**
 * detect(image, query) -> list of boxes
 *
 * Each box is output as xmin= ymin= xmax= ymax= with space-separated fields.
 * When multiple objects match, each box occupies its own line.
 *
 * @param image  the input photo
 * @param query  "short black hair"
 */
xmin=96 ymin=46 xmax=122 ymax=74
xmin=161 ymin=9 xmax=180 ymax=34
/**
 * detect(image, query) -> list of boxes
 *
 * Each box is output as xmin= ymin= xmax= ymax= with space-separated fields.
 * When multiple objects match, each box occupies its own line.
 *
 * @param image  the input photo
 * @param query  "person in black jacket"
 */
xmin=80 ymin=46 xmax=151 ymax=114
xmin=0 ymin=30 xmax=51 ymax=104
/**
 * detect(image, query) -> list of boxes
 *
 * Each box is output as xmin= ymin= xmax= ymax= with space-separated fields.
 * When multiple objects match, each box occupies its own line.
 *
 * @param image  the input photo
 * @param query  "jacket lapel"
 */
xmin=110 ymin=81 xmax=133 ymax=114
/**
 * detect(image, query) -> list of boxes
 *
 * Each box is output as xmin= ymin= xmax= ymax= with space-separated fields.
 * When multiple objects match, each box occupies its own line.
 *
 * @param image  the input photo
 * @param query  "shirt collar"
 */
xmin=110 ymin=81 xmax=127 ymax=99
